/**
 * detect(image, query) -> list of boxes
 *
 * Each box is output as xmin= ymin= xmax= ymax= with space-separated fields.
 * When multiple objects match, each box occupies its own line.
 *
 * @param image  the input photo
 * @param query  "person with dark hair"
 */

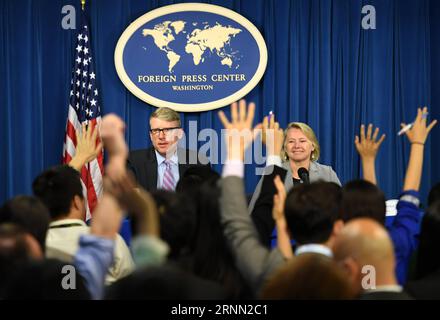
xmin=261 ymin=253 xmax=355 ymax=300
xmin=0 ymin=195 xmax=50 ymax=252
xmin=0 ymin=223 xmax=91 ymax=300
xmin=340 ymin=180 xmax=386 ymax=224
xmin=105 ymin=264 xmax=226 ymax=300
xmin=150 ymin=190 xmax=196 ymax=264
xmin=181 ymin=164 xmax=220 ymax=181
xmin=405 ymin=201 xmax=440 ymax=299
xmin=32 ymin=164 xmax=134 ymax=284
xmin=0 ymin=224 xmax=43 ymax=297
xmin=175 ymin=175 xmax=203 ymax=200
xmin=284 ymin=182 xmax=342 ymax=247
xmin=352 ymin=108 xmax=437 ymax=284
xmin=32 ymin=165 xmax=84 ymax=221
xmin=190 ymin=178 xmax=253 ymax=299
xmin=428 ymin=182 xmax=440 ymax=206
xmin=4 ymin=258 xmax=91 ymax=300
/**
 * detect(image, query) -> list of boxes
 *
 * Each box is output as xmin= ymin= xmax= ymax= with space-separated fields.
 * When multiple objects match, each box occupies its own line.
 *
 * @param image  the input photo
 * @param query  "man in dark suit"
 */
xmin=127 ymin=107 xmax=209 ymax=192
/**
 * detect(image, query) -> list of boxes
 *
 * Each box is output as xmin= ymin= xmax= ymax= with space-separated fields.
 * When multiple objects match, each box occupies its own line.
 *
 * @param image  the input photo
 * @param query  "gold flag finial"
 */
xmin=81 ymin=0 xmax=86 ymax=11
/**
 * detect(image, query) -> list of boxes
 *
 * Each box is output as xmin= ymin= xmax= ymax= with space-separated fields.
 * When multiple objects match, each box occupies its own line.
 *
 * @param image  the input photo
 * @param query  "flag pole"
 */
xmin=81 ymin=0 xmax=86 ymax=11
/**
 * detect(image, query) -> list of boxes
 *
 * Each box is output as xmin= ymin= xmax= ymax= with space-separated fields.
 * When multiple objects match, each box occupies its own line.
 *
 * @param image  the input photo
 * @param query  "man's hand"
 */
xmin=272 ymin=175 xmax=286 ymax=223
xmin=403 ymin=107 xmax=437 ymax=191
xmin=100 ymin=114 xmax=128 ymax=158
xmin=354 ymin=124 xmax=385 ymax=161
xmin=90 ymin=114 xmax=133 ymax=240
xmin=354 ymin=124 xmax=385 ymax=185
xmin=101 ymin=114 xmax=129 ymax=183
xmin=69 ymin=122 xmax=103 ymax=171
xmin=104 ymin=172 xmax=159 ymax=237
xmin=401 ymin=107 xmax=437 ymax=145
xmin=218 ymin=99 xmax=262 ymax=161
xmin=272 ymin=175 xmax=293 ymax=259
xmin=262 ymin=114 xmax=284 ymax=157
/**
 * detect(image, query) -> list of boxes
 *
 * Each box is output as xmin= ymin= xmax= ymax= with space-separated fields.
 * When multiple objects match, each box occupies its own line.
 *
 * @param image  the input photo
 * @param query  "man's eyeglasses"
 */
xmin=149 ymin=127 xmax=181 ymax=135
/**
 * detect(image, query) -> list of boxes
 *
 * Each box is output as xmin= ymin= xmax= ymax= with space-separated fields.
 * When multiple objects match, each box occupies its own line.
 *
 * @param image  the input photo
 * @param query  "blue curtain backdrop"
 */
xmin=1 ymin=0 xmax=439 ymax=204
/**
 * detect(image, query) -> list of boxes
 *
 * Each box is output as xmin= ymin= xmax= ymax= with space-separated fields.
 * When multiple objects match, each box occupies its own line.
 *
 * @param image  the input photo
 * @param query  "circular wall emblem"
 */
xmin=114 ymin=3 xmax=268 ymax=112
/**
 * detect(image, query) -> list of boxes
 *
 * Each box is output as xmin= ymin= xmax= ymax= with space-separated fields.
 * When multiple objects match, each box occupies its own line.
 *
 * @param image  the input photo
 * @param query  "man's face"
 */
xmin=149 ymin=117 xmax=182 ymax=157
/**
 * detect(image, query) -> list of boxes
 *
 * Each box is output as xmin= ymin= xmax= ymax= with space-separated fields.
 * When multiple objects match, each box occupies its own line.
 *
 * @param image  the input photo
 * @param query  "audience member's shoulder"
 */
xmin=405 ymin=270 xmax=440 ymax=299
xmin=4 ymin=258 xmax=90 ymax=299
xmin=105 ymin=263 xmax=227 ymax=300
xmin=129 ymin=147 xmax=153 ymax=157
xmin=359 ymin=290 xmax=413 ymax=300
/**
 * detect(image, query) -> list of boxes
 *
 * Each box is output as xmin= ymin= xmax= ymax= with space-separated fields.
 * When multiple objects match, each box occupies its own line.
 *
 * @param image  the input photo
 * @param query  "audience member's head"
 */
xmin=284 ymin=181 xmax=343 ymax=246
xmin=0 ymin=224 xmax=43 ymax=297
xmin=0 ymin=195 xmax=50 ymax=250
xmin=333 ymin=218 xmax=396 ymax=295
xmin=414 ymin=201 xmax=440 ymax=280
xmin=105 ymin=264 xmax=226 ymax=300
xmin=32 ymin=165 xmax=85 ymax=221
xmin=150 ymin=190 xmax=196 ymax=262
xmin=176 ymin=165 xmax=220 ymax=205
xmin=261 ymin=253 xmax=355 ymax=299
xmin=182 ymin=165 xmax=220 ymax=181
xmin=428 ymin=182 xmax=440 ymax=206
xmin=188 ymin=177 xmax=252 ymax=299
xmin=175 ymin=175 xmax=203 ymax=200
xmin=4 ymin=258 xmax=90 ymax=300
xmin=341 ymin=180 xmax=386 ymax=224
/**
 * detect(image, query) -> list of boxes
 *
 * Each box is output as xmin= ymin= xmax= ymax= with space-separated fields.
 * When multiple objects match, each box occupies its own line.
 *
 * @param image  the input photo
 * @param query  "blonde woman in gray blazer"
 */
xmin=249 ymin=122 xmax=340 ymax=212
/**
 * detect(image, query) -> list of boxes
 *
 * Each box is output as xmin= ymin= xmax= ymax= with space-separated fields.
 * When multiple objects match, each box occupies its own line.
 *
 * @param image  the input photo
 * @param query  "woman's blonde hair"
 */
xmin=281 ymin=122 xmax=320 ymax=162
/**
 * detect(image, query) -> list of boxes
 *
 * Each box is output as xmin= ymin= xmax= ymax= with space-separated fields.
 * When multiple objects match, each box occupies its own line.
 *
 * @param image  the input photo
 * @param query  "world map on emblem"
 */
xmin=142 ymin=20 xmax=242 ymax=73
xmin=115 ymin=4 xmax=267 ymax=112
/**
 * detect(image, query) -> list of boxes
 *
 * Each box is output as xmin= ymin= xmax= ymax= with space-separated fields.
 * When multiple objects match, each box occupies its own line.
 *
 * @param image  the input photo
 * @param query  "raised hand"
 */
xmin=272 ymin=175 xmax=293 ymax=259
xmin=401 ymin=107 xmax=437 ymax=145
xmin=354 ymin=124 xmax=385 ymax=185
xmin=355 ymin=124 xmax=385 ymax=161
xmin=101 ymin=114 xmax=128 ymax=183
xmin=262 ymin=114 xmax=284 ymax=157
xmin=69 ymin=122 xmax=103 ymax=171
xmin=218 ymin=99 xmax=262 ymax=161
xmin=403 ymin=107 xmax=437 ymax=191
xmin=272 ymin=175 xmax=286 ymax=222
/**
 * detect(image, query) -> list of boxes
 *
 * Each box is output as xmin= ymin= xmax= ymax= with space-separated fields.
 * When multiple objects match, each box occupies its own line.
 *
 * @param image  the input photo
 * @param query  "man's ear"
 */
xmin=24 ymin=233 xmax=44 ymax=260
xmin=333 ymin=219 xmax=344 ymax=236
xmin=342 ymin=257 xmax=360 ymax=285
xmin=72 ymin=195 xmax=84 ymax=211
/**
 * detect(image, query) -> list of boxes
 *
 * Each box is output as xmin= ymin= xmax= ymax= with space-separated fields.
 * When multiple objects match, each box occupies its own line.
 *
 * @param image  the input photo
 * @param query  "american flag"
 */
xmin=63 ymin=12 xmax=103 ymax=220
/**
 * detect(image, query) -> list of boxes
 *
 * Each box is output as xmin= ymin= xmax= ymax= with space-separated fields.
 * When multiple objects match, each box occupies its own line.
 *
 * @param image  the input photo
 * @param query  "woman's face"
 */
xmin=284 ymin=128 xmax=315 ymax=163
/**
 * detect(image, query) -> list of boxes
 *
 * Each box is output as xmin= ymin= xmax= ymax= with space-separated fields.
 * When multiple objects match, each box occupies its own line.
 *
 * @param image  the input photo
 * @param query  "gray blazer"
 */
xmin=248 ymin=161 xmax=341 ymax=213
xmin=219 ymin=176 xmax=286 ymax=293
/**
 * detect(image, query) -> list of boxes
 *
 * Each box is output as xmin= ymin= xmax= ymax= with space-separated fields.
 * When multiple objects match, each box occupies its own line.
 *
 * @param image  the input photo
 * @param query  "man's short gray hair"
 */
xmin=150 ymin=107 xmax=181 ymax=127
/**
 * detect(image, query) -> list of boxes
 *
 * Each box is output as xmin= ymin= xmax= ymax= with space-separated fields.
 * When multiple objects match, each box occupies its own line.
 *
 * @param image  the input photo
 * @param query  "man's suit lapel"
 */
xmin=145 ymin=147 xmax=158 ymax=191
xmin=177 ymin=148 xmax=189 ymax=176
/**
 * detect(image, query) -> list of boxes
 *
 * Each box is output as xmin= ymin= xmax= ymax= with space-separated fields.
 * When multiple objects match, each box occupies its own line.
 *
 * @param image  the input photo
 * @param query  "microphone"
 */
xmin=298 ymin=167 xmax=310 ymax=184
